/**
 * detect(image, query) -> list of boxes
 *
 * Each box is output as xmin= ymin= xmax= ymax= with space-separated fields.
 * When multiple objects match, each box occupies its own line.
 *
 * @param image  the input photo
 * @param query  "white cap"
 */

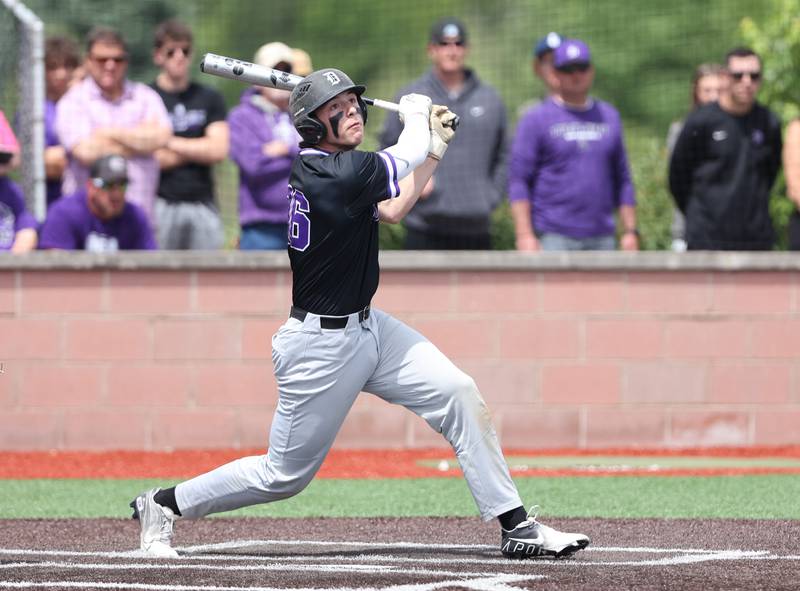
xmin=253 ymin=42 xmax=294 ymax=69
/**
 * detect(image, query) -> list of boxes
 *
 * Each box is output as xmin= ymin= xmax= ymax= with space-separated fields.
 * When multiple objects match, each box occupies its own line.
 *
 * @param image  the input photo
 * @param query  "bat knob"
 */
xmin=445 ymin=115 xmax=460 ymax=130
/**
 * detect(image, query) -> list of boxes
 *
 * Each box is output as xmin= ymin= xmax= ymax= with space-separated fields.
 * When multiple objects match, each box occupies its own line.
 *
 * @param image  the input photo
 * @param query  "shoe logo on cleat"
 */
xmin=502 ymin=535 xmax=544 ymax=557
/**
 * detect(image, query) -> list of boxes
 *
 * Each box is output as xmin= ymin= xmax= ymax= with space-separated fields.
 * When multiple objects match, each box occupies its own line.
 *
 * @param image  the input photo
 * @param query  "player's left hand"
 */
xmin=428 ymin=105 xmax=458 ymax=160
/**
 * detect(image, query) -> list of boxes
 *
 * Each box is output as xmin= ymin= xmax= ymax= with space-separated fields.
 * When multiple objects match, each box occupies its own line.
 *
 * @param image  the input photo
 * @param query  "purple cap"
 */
xmin=553 ymin=39 xmax=592 ymax=69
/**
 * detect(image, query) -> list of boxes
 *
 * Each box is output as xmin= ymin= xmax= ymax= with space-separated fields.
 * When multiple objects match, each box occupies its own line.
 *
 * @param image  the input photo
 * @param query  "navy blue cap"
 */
xmin=534 ymin=32 xmax=562 ymax=58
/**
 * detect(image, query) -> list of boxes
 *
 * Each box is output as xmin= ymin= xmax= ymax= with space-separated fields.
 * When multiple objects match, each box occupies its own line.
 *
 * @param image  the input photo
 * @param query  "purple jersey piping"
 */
xmin=377 ymin=151 xmax=400 ymax=197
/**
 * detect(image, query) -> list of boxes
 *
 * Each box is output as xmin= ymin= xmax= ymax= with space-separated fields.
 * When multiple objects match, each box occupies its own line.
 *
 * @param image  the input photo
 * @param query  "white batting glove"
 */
xmin=398 ymin=93 xmax=432 ymax=124
xmin=428 ymin=105 xmax=458 ymax=161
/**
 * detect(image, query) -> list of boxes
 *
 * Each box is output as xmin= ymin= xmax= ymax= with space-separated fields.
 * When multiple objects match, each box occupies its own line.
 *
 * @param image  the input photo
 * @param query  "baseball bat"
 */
xmin=199 ymin=53 xmax=458 ymax=129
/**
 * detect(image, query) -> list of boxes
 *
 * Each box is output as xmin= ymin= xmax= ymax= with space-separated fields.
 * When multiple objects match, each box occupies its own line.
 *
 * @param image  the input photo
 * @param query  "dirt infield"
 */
xmin=1 ymin=517 xmax=797 ymax=590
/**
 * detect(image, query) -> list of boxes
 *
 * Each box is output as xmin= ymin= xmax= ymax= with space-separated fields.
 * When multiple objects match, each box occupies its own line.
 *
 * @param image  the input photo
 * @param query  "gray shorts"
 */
xmin=155 ymin=198 xmax=224 ymax=250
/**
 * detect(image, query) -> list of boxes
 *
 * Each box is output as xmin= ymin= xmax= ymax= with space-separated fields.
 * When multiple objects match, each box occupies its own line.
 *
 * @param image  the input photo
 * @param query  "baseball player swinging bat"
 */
xmin=200 ymin=52 xmax=459 ymax=129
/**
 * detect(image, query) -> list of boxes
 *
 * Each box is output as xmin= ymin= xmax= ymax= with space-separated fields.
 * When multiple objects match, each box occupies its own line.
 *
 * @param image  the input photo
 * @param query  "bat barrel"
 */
xmin=200 ymin=53 xmax=302 ymax=92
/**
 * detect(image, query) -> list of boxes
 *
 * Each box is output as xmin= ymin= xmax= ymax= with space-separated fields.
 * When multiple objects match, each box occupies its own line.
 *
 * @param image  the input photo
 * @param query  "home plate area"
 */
xmin=0 ymin=517 xmax=798 ymax=590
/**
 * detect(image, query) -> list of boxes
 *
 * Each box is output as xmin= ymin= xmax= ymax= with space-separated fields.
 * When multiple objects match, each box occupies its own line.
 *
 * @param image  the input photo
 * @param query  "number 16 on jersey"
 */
xmin=288 ymin=186 xmax=311 ymax=251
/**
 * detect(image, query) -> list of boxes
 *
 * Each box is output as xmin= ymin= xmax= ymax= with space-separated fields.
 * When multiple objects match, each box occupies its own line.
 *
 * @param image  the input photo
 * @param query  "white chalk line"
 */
xmin=0 ymin=539 xmax=794 ymax=591
xmin=0 ymin=560 xmax=513 ymax=579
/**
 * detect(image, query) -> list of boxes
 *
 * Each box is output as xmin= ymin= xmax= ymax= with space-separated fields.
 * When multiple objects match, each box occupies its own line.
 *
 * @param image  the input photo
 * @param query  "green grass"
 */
xmin=2 ymin=475 xmax=799 ymax=520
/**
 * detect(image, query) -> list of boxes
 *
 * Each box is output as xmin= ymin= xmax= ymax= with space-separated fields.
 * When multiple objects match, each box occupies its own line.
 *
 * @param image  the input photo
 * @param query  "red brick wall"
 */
xmin=1 ymin=259 xmax=798 ymax=450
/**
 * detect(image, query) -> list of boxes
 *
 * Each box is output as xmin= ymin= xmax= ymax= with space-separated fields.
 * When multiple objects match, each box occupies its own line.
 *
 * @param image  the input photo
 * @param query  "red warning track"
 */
xmin=2 ymin=446 xmax=800 ymax=479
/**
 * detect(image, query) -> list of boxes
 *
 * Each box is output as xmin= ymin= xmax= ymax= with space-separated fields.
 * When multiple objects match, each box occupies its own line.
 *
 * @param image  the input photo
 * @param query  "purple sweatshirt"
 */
xmin=0 ymin=177 xmax=36 ymax=250
xmin=228 ymin=88 xmax=301 ymax=227
xmin=508 ymin=97 xmax=636 ymax=238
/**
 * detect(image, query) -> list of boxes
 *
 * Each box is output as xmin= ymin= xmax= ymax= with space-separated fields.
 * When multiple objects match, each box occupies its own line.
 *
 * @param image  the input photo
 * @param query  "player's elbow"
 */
xmin=378 ymin=203 xmax=403 ymax=225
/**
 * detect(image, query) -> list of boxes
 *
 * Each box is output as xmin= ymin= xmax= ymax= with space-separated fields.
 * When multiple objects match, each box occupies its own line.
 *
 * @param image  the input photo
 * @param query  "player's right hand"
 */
xmin=398 ymin=93 xmax=432 ymax=124
xmin=428 ymin=105 xmax=458 ymax=160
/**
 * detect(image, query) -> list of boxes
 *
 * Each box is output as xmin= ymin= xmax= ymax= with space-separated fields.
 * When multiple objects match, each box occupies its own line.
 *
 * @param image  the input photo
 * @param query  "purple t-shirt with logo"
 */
xmin=38 ymin=190 xmax=156 ymax=251
xmin=0 ymin=177 xmax=36 ymax=250
xmin=508 ymin=97 xmax=636 ymax=238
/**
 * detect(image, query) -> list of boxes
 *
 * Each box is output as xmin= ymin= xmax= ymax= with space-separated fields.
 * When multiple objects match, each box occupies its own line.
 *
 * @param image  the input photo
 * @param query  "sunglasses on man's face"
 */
xmin=272 ymin=61 xmax=293 ymax=73
xmin=92 ymin=178 xmax=128 ymax=190
xmin=557 ymin=63 xmax=591 ymax=74
xmin=166 ymin=46 xmax=192 ymax=59
xmin=729 ymin=70 xmax=761 ymax=82
xmin=0 ymin=152 xmax=13 ymax=165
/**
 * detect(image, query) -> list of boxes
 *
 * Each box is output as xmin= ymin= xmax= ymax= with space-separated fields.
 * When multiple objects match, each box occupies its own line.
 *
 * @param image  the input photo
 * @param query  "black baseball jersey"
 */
xmin=669 ymin=102 xmax=782 ymax=250
xmin=288 ymin=148 xmax=401 ymax=315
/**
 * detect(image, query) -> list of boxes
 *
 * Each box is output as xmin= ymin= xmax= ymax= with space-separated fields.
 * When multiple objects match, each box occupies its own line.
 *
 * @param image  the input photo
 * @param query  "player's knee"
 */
xmin=449 ymin=372 xmax=480 ymax=403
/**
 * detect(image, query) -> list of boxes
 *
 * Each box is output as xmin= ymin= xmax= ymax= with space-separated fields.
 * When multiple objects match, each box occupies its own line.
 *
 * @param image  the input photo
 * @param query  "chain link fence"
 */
xmin=0 ymin=0 xmax=772 ymax=247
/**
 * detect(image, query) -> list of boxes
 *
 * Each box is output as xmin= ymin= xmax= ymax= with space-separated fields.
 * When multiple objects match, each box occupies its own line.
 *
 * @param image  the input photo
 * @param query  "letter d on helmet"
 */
xmin=289 ymin=68 xmax=367 ymax=146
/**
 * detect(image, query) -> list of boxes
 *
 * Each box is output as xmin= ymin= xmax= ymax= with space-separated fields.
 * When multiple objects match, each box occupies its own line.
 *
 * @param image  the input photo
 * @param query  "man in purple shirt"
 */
xmin=508 ymin=39 xmax=639 ymax=251
xmin=39 ymin=154 xmax=156 ymax=251
xmin=228 ymin=42 xmax=301 ymax=250
xmin=55 ymin=26 xmax=172 ymax=224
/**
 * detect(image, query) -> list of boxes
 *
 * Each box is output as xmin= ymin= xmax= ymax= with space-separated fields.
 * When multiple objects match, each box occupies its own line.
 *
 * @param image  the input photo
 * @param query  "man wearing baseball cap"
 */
xmin=533 ymin=31 xmax=561 ymax=97
xmin=508 ymin=38 xmax=638 ymax=251
xmin=379 ymin=17 xmax=508 ymax=250
xmin=39 ymin=154 xmax=156 ymax=251
xmin=228 ymin=41 xmax=301 ymax=249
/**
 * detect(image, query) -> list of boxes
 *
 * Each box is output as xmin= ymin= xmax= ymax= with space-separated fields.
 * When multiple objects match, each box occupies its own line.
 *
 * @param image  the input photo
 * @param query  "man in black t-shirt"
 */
xmin=669 ymin=47 xmax=782 ymax=250
xmin=150 ymin=19 xmax=229 ymax=249
xmin=131 ymin=69 xmax=589 ymax=561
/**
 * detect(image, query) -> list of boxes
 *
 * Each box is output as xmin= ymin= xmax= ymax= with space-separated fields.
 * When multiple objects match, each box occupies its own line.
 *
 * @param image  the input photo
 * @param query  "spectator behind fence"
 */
xmin=55 ymin=26 xmax=172 ymax=226
xmin=291 ymin=47 xmax=313 ymax=77
xmin=229 ymin=42 xmax=300 ymax=250
xmin=43 ymin=35 xmax=82 ymax=207
xmin=150 ymin=19 xmax=228 ymax=250
xmin=508 ymin=38 xmax=638 ymax=251
xmin=669 ymin=48 xmax=782 ymax=250
xmin=665 ymin=63 xmax=723 ymax=252
xmin=39 ymin=154 xmax=155 ymax=251
xmin=516 ymin=32 xmax=562 ymax=120
xmin=533 ymin=32 xmax=561 ymax=98
xmin=0 ymin=111 xmax=37 ymax=253
xmin=379 ymin=17 xmax=507 ymax=250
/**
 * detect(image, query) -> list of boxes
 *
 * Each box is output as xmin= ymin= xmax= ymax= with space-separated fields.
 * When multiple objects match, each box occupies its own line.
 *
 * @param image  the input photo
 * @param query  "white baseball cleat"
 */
xmin=501 ymin=506 xmax=590 ymax=559
xmin=130 ymin=488 xmax=179 ymax=558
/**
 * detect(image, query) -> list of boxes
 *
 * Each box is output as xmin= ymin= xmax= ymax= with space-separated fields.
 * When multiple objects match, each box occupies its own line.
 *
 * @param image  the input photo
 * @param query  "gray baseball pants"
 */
xmin=175 ymin=307 xmax=523 ymax=521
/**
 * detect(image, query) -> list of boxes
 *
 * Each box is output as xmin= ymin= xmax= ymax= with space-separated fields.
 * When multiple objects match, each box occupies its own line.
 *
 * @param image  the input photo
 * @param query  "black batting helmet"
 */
xmin=289 ymin=68 xmax=367 ymax=146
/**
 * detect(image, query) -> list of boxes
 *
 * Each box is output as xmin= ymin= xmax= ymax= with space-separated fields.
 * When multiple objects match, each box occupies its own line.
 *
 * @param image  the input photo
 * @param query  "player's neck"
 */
xmin=157 ymin=71 xmax=190 ymax=93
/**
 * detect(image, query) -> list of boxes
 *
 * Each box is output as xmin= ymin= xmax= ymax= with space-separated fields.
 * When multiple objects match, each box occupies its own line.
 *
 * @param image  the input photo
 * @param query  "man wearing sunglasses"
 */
xmin=669 ymin=47 xmax=782 ymax=250
xmin=55 ymin=27 xmax=172 ymax=227
xmin=39 ymin=154 xmax=155 ymax=251
xmin=508 ymin=38 xmax=638 ymax=251
xmin=150 ymin=19 xmax=228 ymax=250
xmin=379 ymin=17 xmax=507 ymax=250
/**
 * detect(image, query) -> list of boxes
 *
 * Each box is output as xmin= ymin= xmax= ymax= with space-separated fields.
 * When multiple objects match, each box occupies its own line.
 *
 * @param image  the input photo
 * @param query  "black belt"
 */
xmin=290 ymin=305 xmax=370 ymax=329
